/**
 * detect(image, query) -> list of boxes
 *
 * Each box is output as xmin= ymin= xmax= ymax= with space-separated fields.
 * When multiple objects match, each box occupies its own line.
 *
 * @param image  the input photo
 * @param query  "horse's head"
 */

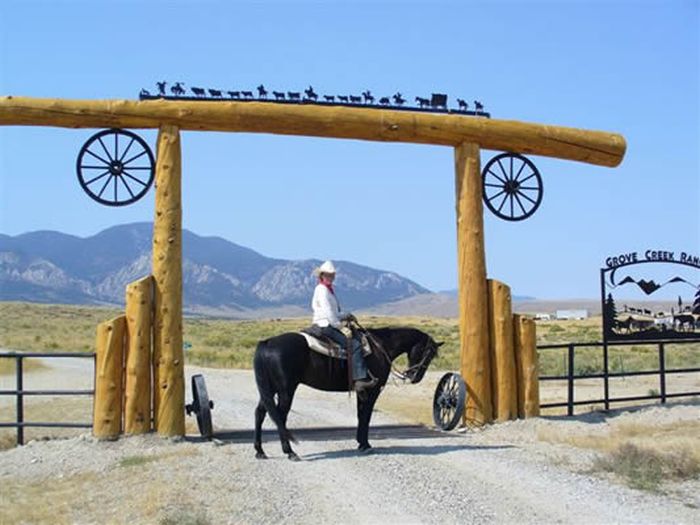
xmin=405 ymin=333 xmax=443 ymax=384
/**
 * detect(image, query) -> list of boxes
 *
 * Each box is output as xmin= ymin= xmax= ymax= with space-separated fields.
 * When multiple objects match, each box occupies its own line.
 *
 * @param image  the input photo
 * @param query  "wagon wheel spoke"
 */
xmin=122 ymin=171 xmax=149 ymax=186
xmin=513 ymin=160 xmax=528 ymax=182
xmin=85 ymin=148 xmax=111 ymax=166
xmin=496 ymin=159 xmax=510 ymax=180
xmin=517 ymin=191 xmax=538 ymax=205
xmin=97 ymin=175 xmax=113 ymax=199
xmin=497 ymin=193 xmax=509 ymax=213
xmin=487 ymin=168 xmax=508 ymax=185
xmin=122 ymin=149 xmax=148 ymax=165
xmin=517 ymin=172 xmax=537 ymax=184
xmin=97 ymin=137 xmax=115 ymax=162
xmin=84 ymin=169 xmax=110 ymax=185
xmin=118 ymin=137 xmax=136 ymax=162
xmin=118 ymin=175 xmax=136 ymax=199
xmin=77 ymin=129 xmax=155 ymax=207
xmin=513 ymin=193 xmax=527 ymax=215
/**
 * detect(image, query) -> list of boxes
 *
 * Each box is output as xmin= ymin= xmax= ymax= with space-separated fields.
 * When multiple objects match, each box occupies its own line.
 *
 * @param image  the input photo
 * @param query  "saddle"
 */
xmin=299 ymin=326 xmax=346 ymax=359
xmin=299 ymin=325 xmax=374 ymax=359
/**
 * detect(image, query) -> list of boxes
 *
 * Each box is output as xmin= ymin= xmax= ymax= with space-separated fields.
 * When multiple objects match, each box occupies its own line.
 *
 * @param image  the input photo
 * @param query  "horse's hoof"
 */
xmin=255 ymin=452 xmax=268 ymax=460
xmin=288 ymin=452 xmax=301 ymax=462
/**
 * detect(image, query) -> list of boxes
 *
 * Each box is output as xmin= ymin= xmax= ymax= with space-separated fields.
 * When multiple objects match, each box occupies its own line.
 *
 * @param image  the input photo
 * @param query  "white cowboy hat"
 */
xmin=313 ymin=260 xmax=337 ymax=276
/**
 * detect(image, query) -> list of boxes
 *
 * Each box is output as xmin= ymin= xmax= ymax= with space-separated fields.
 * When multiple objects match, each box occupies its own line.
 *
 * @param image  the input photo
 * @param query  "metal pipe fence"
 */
xmin=0 ymin=352 xmax=95 ymax=445
xmin=538 ymin=339 xmax=700 ymax=415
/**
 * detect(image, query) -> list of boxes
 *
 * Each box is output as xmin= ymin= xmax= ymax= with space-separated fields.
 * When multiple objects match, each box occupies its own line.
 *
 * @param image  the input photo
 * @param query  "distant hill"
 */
xmin=0 ymin=223 xmax=428 ymax=316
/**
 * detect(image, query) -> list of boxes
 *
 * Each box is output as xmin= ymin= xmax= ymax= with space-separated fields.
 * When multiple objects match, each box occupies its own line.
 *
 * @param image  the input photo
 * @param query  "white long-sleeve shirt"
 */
xmin=311 ymin=283 xmax=345 ymax=328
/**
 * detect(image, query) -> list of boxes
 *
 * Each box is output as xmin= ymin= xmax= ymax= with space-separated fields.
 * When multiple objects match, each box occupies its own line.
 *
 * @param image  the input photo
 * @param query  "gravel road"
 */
xmin=0 ymin=359 xmax=698 ymax=524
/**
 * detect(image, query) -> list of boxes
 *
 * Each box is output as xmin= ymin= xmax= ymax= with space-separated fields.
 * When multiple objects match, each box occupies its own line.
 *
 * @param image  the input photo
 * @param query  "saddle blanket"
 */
xmin=298 ymin=331 xmax=347 ymax=359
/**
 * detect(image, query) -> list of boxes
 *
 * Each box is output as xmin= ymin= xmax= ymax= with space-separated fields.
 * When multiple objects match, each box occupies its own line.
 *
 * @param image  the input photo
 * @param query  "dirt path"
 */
xmin=0 ymin=359 xmax=698 ymax=524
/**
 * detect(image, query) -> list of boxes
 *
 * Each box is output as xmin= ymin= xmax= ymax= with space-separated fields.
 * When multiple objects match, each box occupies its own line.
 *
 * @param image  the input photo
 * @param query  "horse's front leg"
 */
xmin=356 ymin=388 xmax=380 ymax=452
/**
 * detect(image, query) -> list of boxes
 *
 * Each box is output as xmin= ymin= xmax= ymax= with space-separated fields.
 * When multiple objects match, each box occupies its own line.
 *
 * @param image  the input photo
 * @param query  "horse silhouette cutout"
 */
xmin=287 ymin=92 xmax=301 ymax=101
xmin=171 ymin=82 xmax=186 ymax=96
xmin=273 ymin=91 xmax=286 ymax=100
xmin=415 ymin=96 xmax=430 ymax=108
xmin=228 ymin=91 xmax=240 ymax=98
xmin=304 ymin=86 xmax=318 ymax=100
xmin=257 ymin=85 xmax=268 ymax=98
xmin=323 ymin=95 xmax=335 ymax=102
xmin=474 ymin=100 xmax=484 ymax=112
xmin=191 ymin=87 xmax=206 ymax=97
xmin=242 ymin=91 xmax=254 ymax=99
xmin=338 ymin=95 xmax=349 ymax=103
xmin=393 ymin=93 xmax=405 ymax=105
xmin=457 ymin=98 xmax=468 ymax=111
xmin=208 ymin=89 xmax=223 ymax=98
xmin=362 ymin=90 xmax=375 ymax=104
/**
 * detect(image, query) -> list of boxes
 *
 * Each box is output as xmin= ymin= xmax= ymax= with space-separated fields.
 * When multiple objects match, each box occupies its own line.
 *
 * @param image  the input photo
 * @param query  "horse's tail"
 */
xmin=253 ymin=340 xmax=297 ymax=444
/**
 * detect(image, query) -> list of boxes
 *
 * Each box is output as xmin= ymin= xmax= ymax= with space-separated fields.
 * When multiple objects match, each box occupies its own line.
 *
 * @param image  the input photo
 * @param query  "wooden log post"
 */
xmin=513 ymin=314 xmax=540 ymax=418
xmin=93 ymin=315 xmax=126 ymax=439
xmin=455 ymin=142 xmax=492 ymax=425
xmin=487 ymin=279 xmax=518 ymax=421
xmin=124 ymin=275 xmax=153 ymax=434
xmin=152 ymin=125 xmax=185 ymax=437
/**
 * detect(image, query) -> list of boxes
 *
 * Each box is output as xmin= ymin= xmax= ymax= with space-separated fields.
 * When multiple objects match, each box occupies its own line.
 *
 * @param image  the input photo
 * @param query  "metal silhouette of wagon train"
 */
xmin=139 ymin=81 xmax=490 ymax=117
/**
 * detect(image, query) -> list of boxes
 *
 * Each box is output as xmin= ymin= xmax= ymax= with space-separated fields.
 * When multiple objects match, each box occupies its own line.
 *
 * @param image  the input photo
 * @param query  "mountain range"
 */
xmin=0 ymin=223 xmax=429 ymax=317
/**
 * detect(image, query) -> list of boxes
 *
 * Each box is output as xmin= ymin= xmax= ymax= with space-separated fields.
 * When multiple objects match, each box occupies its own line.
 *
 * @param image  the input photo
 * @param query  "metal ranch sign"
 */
xmin=605 ymin=250 xmax=700 ymax=269
xmin=601 ymin=250 xmax=700 ymax=342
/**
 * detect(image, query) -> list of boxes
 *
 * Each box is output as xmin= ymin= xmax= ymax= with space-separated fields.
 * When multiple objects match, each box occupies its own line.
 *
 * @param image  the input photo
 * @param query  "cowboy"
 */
xmin=311 ymin=260 xmax=377 ymax=393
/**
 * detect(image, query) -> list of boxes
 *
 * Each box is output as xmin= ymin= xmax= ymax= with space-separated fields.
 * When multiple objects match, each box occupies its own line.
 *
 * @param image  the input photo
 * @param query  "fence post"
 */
xmin=659 ymin=342 xmax=666 ymax=403
xmin=567 ymin=344 xmax=575 ymax=416
xmin=513 ymin=314 xmax=540 ymax=418
xmin=93 ymin=316 xmax=126 ymax=439
xmin=603 ymin=342 xmax=610 ymax=410
xmin=487 ymin=280 xmax=517 ymax=421
xmin=124 ymin=276 xmax=153 ymax=434
xmin=16 ymin=356 xmax=23 ymax=446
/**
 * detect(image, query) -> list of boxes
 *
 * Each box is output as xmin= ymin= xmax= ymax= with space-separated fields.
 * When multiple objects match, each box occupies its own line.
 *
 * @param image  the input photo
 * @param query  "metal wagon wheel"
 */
xmin=482 ymin=153 xmax=543 ymax=221
xmin=76 ymin=129 xmax=155 ymax=206
xmin=432 ymin=372 xmax=467 ymax=431
xmin=185 ymin=374 xmax=214 ymax=439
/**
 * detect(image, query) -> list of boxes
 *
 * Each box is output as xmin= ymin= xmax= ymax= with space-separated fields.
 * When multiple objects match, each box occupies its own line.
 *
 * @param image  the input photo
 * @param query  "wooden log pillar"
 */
xmin=454 ymin=142 xmax=492 ymax=425
xmin=124 ymin=275 xmax=153 ymax=434
xmin=487 ymin=279 xmax=517 ymax=421
xmin=513 ymin=314 xmax=540 ymax=418
xmin=152 ymin=125 xmax=185 ymax=437
xmin=93 ymin=315 xmax=126 ymax=439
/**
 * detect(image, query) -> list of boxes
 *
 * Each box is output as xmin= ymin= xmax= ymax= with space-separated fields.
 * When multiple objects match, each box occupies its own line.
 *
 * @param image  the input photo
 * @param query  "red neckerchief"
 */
xmin=320 ymin=279 xmax=335 ymax=295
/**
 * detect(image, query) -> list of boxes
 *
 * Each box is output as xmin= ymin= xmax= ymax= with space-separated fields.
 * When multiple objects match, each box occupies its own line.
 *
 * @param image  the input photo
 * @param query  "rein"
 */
xmin=349 ymin=319 xmax=434 ymax=382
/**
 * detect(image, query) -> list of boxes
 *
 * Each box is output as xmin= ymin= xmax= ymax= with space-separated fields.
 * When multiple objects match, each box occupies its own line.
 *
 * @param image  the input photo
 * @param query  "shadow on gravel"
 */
xmin=190 ymin=424 xmax=474 ymax=445
xmin=302 ymin=443 xmax=513 ymax=461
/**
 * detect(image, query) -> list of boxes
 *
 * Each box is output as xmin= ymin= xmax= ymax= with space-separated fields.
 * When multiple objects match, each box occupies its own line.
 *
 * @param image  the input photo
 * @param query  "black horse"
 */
xmin=253 ymin=325 xmax=442 ymax=460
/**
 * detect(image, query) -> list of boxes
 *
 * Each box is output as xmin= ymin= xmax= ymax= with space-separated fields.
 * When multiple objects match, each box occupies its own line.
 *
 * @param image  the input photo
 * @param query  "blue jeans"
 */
xmin=319 ymin=326 xmax=368 ymax=381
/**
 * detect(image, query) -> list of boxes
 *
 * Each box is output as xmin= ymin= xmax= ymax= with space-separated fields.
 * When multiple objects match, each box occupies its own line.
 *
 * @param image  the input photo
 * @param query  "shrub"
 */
xmin=593 ymin=443 xmax=700 ymax=491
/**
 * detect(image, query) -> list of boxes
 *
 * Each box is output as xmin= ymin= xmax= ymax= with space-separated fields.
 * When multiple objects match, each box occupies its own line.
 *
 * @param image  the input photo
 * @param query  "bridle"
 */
xmin=349 ymin=319 xmax=437 ymax=382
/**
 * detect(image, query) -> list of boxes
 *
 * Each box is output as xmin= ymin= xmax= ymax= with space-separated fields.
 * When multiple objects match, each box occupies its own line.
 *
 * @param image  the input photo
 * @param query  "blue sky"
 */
xmin=0 ymin=0 xmax=698 ymax=298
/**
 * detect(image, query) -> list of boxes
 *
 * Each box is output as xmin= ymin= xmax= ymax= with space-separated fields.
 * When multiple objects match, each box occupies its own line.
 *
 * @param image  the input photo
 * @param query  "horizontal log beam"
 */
xmin=0 ymin=96 xmax=626 ymax=167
